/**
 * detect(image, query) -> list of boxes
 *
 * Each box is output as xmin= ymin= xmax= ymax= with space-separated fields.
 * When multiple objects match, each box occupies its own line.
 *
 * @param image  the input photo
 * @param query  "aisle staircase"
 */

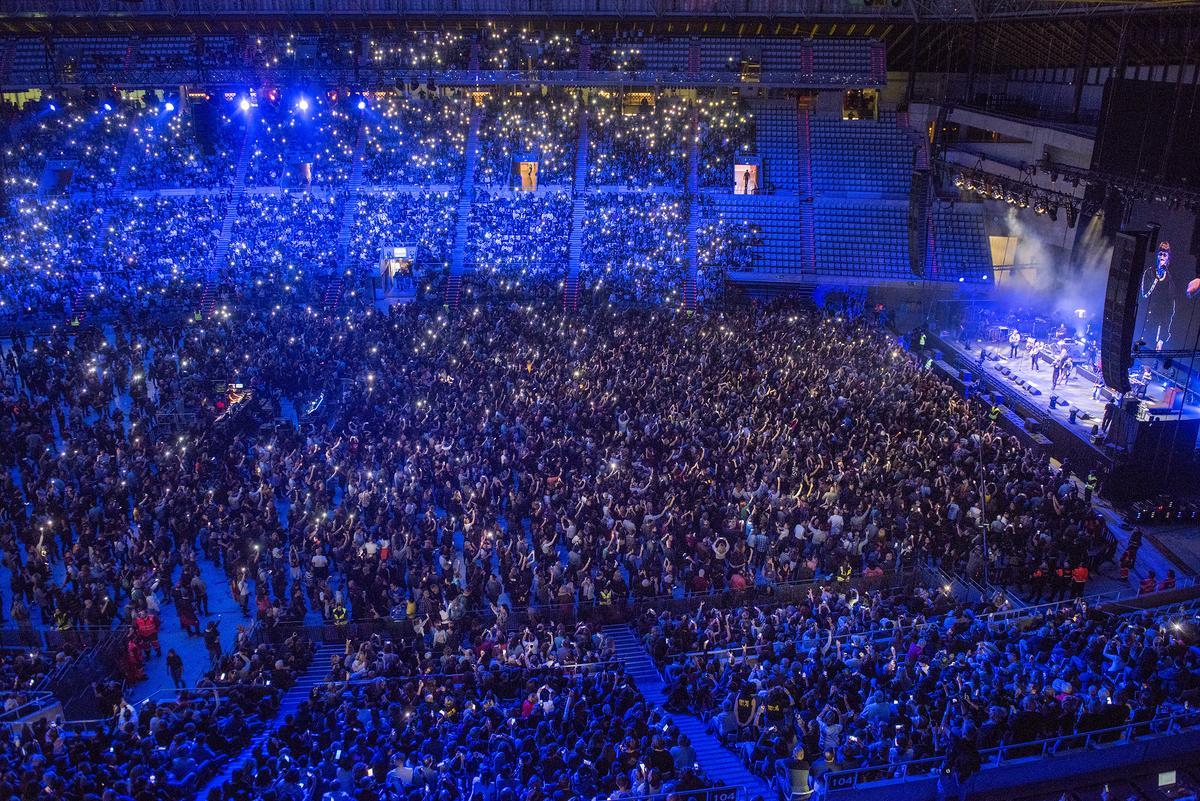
xmin=564 ymin=107 xmax=589 ymax=311
xmin=0 ymin=41 xmax=16 ymax=83
xmin=205 ymin=121 xmax=255 ymax=314
xmin=579 ymin=42 xmax=592 ymax=73
xmin=604 ymin=625 xmax=771 ymax=800
xmin=446 ymin=106 xmax=481 ymax=307
xmin=869 ymin=41 xmax=888 ymax=84
xmin=69 ymin=285 xmax=91 ymax=324
xmin=113 ymin=122 xmax=139 ymax=192
xmin=328 ymin=121 xmax=367 ymax=310
xmin=687 ymin=38 xmax=701 ymax=75
xmin=684 ymin=103 xmax=700 ymax=310
xmin=200 ymin=643 xmax=341 ymax=795
xmin=796 ymin=107 xmax=816 ymax=273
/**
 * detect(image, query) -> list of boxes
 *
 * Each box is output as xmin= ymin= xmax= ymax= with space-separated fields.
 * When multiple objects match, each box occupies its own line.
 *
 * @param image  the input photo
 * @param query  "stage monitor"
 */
xmin=1100 ymin=228 xmax=1154 ymax=393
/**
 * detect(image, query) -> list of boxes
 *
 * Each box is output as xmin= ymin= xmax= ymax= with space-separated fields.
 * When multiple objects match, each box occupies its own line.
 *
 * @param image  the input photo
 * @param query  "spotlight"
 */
xmin=48 ymin=103 xmax=56 ymax=112
xmin=164 ymin=102 xmax=175 ymax=112
xmin=103 ymin=102 xmax=113 ymax=112
xmin=297 ymin=97 xmax=310 ymax=111
xmin=1066 ymin=205 xmax=1079 ymax=229
xmin=953 ymin=174 xmax=965 ymax=189
xmin=1018 ymin=194 xmax=1029 ymax=209
xmin=1034 ymin=199 xmax=1048 ymax=215
xmin=357 ymin=99 xmax=367 ymax=111
xmin=239 ymin=98 xmax=251 ymax=112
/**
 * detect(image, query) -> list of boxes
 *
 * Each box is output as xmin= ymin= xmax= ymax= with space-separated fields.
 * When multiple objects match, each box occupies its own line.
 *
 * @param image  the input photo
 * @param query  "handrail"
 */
xmin=0 ymin=691 xmax=58 ymax=723
xmin=824 ymin=708 xmax=1200 ymax=791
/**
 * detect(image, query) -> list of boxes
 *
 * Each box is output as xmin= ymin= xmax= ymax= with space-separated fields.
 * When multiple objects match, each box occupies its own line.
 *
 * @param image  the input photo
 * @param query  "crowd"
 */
xmin=348 ymin=190 xmax=458 ymax=274
xmin=695 ymin=197 xmax=756 ymax=296
xmin=245 ymin=95 xmax=358 ymax=188
xmin=698 ymin=97 xmax=756 ymax=189
xmin=1 ymin=303 xmax=1121 ymax=645
xmin=367 ymin=30 xmax=472 ymax=70
xmin=0 ymin=239 xmax=1194 ymax=798
xmin=476 ymin=91 xmax=579 ymax=187
xmin=127 ymin=101 xmax=243 ymax=189
xmin=587 ymin=93 xmax=688 ymax=188
xmin=467 ymin=190 xmax=571 ymax=287
xmin=1 ymin=97 xmax=130 ymax=193
xmin=0 ymin=634 xmax=313 ymax=800
xmin=651 ymin=594 xmax=1199 ymax=797
xmin=225 ymin=191 xmax=342 ymax=302
xmin=479 ymin=26 xmax=579 ymax=71
xmin=213 ymin=661 xmax=724 ymax=801
xmin=363 ymin=94 xmax=471 ymax=185
xmin=580 ymin=194 xmax=688 ymax=305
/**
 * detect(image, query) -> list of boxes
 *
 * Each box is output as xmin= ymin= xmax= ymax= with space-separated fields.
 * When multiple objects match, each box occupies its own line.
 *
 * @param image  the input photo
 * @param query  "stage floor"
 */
xmin=946 ymin=337 xmax=1179 ymax=435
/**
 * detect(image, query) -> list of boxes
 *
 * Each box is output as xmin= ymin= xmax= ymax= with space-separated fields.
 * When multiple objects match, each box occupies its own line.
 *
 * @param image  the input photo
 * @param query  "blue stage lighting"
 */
xmin=357 ymin=99 xmax=366 ymax=111
xmin=48 ymin=103 xmax=56 ymax=112
xmin=239 ymin=98 xmax=251 ymax=112
xmin=297 ymin=97 xmax=310 ymax=112
xmin=164 ymin=102 xmax=175 ymax=112
xmin=103 ymin=102 xmax=113 ymax=112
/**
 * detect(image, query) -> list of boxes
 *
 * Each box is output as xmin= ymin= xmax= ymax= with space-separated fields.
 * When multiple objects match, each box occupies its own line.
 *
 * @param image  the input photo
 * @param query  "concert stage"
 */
xmin=934 ymin=334 xmax=1200 ymax=493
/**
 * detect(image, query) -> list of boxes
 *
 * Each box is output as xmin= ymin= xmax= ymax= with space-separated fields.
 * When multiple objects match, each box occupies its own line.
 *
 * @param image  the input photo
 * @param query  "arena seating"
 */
xmin=813 ymin=198 xmax=911 ymax=279
xmin=811 ymin=118 xmax=915 ymax=197
xmin=931 ymin=202 xmax=994 ymax=282
xmin=713 ymin=194 xmax=807 ymax=273
xmin=752 ymin=102 xmax=800 ymax=193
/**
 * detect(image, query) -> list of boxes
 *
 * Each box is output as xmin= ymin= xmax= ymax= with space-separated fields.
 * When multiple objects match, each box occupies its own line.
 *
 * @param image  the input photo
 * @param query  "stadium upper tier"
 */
xmin=0 ymin=32 xmax=887 ymax=90
xmin=0 ymin=85 xmax=994 ymax=325
xmin=0 ymin=0 xmax=1172 ymax=21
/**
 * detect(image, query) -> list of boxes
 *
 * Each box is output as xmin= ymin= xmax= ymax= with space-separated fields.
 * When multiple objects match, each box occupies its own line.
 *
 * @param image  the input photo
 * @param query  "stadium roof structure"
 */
xmin=0 ymin=0 xmax=1197 ymax=72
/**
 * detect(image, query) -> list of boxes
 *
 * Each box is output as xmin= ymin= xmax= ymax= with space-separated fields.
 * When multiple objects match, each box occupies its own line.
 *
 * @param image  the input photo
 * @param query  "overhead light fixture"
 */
xmin=297 ymin=97 xmax=310 ymax=111
xmin=239 ymin=97 xmax=251 ymax=112
xmin=164 ymin=102 xmax=175 ymax=112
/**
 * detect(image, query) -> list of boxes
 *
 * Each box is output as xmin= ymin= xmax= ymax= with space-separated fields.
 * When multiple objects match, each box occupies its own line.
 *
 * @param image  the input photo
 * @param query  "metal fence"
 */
xmin=824 ymin=708 xmax=1200 ymax=792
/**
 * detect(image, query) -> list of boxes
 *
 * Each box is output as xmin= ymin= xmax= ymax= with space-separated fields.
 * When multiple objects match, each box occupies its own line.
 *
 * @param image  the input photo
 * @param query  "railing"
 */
xmin=254 ymin=569 xmax=923 ymax=645
xmin=0 ymin=0 xmax=924 ymax=19
xmin=3 ymin=65 xmax=883 ymax=90
xmin=0 ymin=691 xmax=59 ymax=724
xmin=824 ymin=708 xmax=1200 ymax=792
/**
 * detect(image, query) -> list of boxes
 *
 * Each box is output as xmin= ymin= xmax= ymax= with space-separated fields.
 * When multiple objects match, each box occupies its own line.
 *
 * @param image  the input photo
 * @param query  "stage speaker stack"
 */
xmin=1100 ymin=226 xmax=1156 ymax=394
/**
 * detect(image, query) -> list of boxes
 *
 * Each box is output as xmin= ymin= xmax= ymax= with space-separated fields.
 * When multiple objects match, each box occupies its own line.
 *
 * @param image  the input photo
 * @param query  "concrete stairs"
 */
xmin=579 ymin=42 xmax=592 ymax=74
xmin=329 ymin=121 xmax=367 ymax=309
xmin=687 ymin=39 xmax=701 ymax=75
xmin=869 ymin=41 xmax=888 ymax=84
xmin=564 ymin=107 xmax=589 ymax=311
xmin=113 ymin=121 xmax=139 ymax=192
xmin=796 ymin=107 xmax=816 ymax=274
xmin=446 ymin=106 xmax=481 ymax=307
xmin=206 ymin=121 xmax=254 ymax=311
xmin=69 ymin=286 xmax=91 ymax=324
xmin=200 ymin=643 xmax=340 ymax=795
xmin=121 ymin=38 xmax=138 ymax=76
xmin=604 ymin=625 xmax=771 ymax=801
xmin=684 ymin=103 xmax=700 ymax=310
xmin=0 ymin=41 xmax=15 ymax=83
